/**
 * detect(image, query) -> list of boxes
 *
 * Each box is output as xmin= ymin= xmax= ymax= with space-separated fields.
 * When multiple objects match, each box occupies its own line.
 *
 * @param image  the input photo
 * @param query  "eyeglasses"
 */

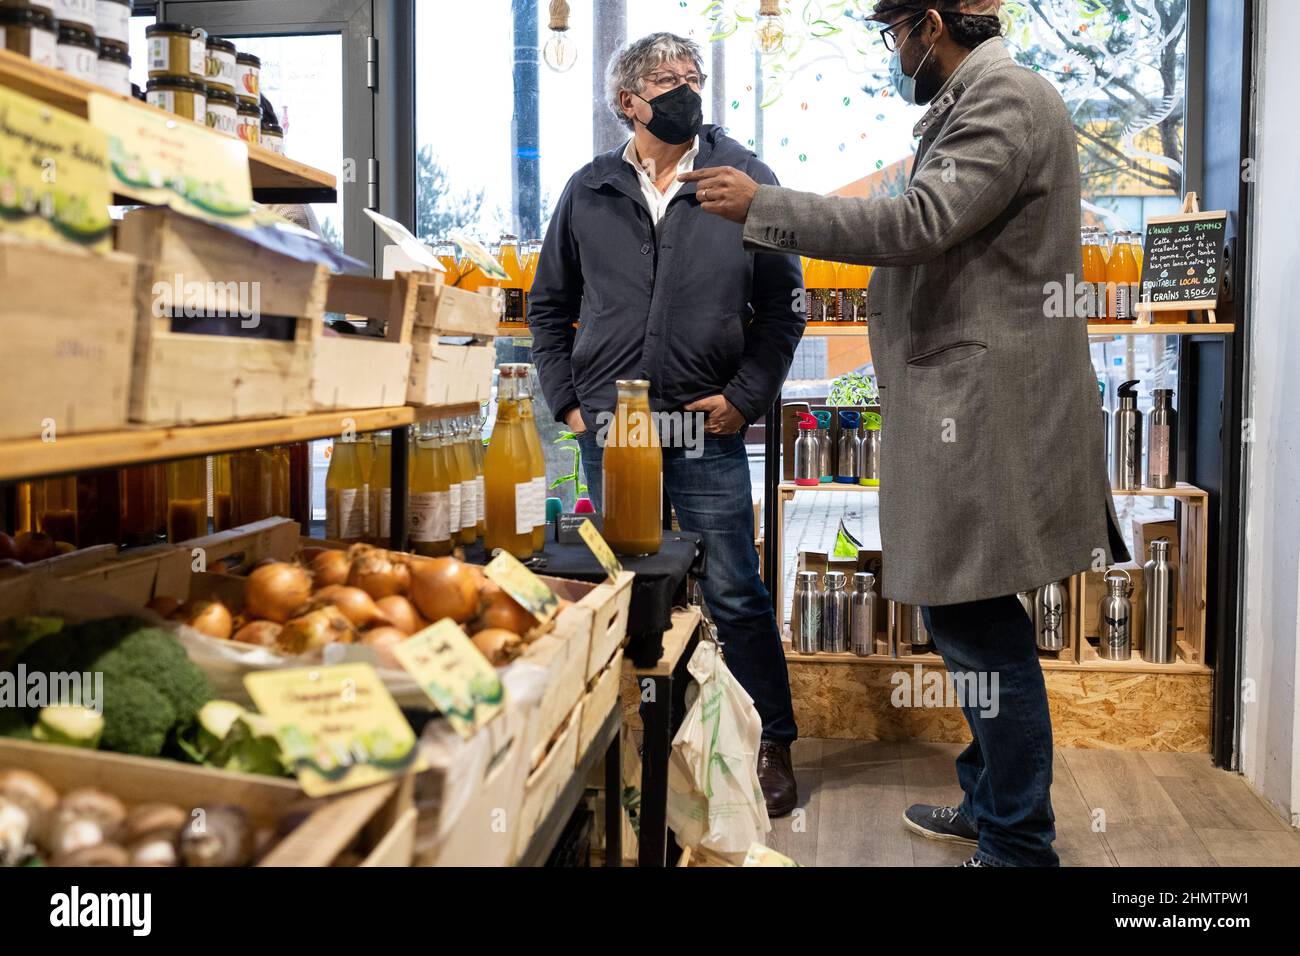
xmin=880 ymin=11 xmax=928 ymax=52
xmin=642 ymin=70 xmax=707 ymax=91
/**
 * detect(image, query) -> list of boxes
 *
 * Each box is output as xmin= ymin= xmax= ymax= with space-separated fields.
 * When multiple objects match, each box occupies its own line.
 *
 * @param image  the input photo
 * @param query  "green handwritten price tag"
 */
xmin=484 ymin=552 xmax=560 ymax=624
xmin=393 ymin=619 xmax=505 ymax=739
xmin=578 ymin=518 xmax=623 ymax=582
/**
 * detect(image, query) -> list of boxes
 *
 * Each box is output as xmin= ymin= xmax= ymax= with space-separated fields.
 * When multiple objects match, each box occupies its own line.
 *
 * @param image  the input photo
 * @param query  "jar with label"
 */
xmin=204 ymin=84 xmax=238 ymax=136
xmin=96 ymin=37 xmax=130 ymax=95
xmin=56 ymin=24 xmax=99 ymax=83
xmin=234 ymin=51 xmax=260 ymax=104
xmin=204 ymin=36 xmax=236 ymax=93
xmin=235 ymin=98 xmax=261 ymax=145
xmin=95 ymin=0 xmax=129 ymax=45
xmin=0 ymin=6 xmax=57 ymax=68
xmin=55 ymin=0 xmax=95 ymax=30
xmin=146 ymin=74 xmax=206 ymax=123
xmin=260 ymin=119 xmax=284 ymax=154
xmin=146 ymin=22 xmax=206 ymax=80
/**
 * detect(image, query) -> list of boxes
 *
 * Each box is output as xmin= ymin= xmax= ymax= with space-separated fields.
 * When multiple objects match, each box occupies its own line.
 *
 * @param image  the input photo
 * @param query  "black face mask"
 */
xmin=633 ymin=83 xmax=703 ymax=145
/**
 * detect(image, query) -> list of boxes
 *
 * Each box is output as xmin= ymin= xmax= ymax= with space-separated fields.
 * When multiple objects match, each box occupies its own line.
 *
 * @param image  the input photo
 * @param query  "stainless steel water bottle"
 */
xmin=1034 ymin=581 xmax=1068 ymax=651
xmin=1111 ymin=379 xmax=1143 ymax=490
xmin=1147 ymin=388 xmax=1176 ymax=489
xmin=814 ymin=411 xmax=833 ymax=483
xmin=791 ymin=571 xmax=822 ymax=655
xmin=858 ymin=412 xmax=881 ymax=486
xmin=793 ymin=413 xmax=820 ymax=486
xmin=835 ymin=411 xmax=861 ymax=483
xmin=909 ymin=603 xmax=931 ymax=651
xmin=1143 ymin=539 xmax=1176 ymax=663
xmin=822 ymin=570 xmax=849 ymax=653
xmin=1097 ymin=568 xmax=1133 ymax=660
xmin=1016 ymin=590 xmax=1036 ymax=621
xmin=1099 ymin=379 xmax=1110 ymax=479
xmin=850 ymin=571 xmax=878 ymax=657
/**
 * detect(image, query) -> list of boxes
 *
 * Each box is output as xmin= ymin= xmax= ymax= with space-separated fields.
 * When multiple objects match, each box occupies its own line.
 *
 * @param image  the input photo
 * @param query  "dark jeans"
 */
xmin=923 ymin=596 xmax=1059 ymax=867
xmin=577 ymin=430 xmax=797 ymax=743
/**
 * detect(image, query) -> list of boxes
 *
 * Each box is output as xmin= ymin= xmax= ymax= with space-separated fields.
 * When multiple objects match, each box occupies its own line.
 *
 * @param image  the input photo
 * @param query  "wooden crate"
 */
xmin=406 ymin=270 xmax=497 ymax=407
xmin=0 ymin=737 xmax=414 ymax=867
xmin=311 ymin=272 xmax=418 ymax=411
xmin=512 ymin=698 xmax=582 ymax=863
xmin=577 ymin=649 xmax=623 ymax=763
xmin=44 ymin=542 xmax=191 ymax=605
xmin=0 ymin=234 xmax=137 ymax=442
xmin=117 ymin=207 xmax=325 ymax=426
xmin=412 ymin=272 xmax=501 ymax=337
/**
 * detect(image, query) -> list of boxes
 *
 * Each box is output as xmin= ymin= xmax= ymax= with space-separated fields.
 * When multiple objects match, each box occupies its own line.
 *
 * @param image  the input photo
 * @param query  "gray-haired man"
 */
xmin=528 ymin=32 xmax=806 ymax=815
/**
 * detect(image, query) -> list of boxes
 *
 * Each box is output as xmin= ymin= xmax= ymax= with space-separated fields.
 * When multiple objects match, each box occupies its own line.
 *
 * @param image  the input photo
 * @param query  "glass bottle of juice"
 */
xmin=498 ymin=234 xmax=526 ymax=324
xmin=837 ymin=260 xmax=871 ymax=324
xmin=76 ymin=472 xmax=121 ymax=546
xmin=429 ymin=419 xmax=462 ymax=549
xmin=408 ymin=420 xmax=452 ymax=556
xmin=1106 ymin=236 xmax=1140 ymax=323
xmin=805 ymin=258 xmax=838 ymax=323
xmin=269 ymin=446 xmax=291 ymax=519
xmin=34 ymin=476 xmax=78 ymax=545
xmin=325 ymin=436 xmax=366 ymax=543
xmin=483 ymin=365 xmax=536 ymax=559
xmin=603 ymin=379 xmax=662 ymax=556
xmin=448 ymin=416 xmax=479 ymax=546
xmin=523 ymin=239 xmax=541 ymax=294
xmin=228 ymin=448 xmax=271 ymax=526
xmin=211 ymin=455 xmax=234 ymax=530
xmin=166 ymin=458 xmax=208 ymax=542
xmin=434 ymin=240 xmax=461 ymax=286
xmin=369 ymin=432 xmax=393 ymax=546
xmin=512 ymin=364 xmax=548 ymax=552
xmin=1081 ymin=229 xmax=1108 ymax=322
xmin=461 ymin=413 xmax=487 ymax=538
xmin=120 ymin=464 xmax=167 ymax=546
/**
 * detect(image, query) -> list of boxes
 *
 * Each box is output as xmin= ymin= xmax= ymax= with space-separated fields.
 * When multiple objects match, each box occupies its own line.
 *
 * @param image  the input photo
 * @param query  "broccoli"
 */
xmin=99 ymin=676 xmax=176 ymax=756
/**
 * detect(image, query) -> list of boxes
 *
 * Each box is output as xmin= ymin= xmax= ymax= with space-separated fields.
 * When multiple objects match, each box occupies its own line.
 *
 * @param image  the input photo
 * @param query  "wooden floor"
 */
xmin=765 ymin=738 xmax=1300 ymax=867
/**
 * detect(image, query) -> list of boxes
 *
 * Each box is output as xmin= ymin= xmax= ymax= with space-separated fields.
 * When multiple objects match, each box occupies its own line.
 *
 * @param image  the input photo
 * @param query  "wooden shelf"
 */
xmin=783 ymin=643 xmax=1210 ymax=675
xmin=0 ymin=403 xmax=482 ymax=481
xmin=802 ymin=322 xmax=1234 ymax=337
xmin=779 ymin=481 xmax=878 ymax=494
xmin=779 ymin=480 xmax=1206 ymax=498
xmin=0 ymin=49 xmax=335 ymax=202
xmin=498 ymin=324 xmax=531 ymax=337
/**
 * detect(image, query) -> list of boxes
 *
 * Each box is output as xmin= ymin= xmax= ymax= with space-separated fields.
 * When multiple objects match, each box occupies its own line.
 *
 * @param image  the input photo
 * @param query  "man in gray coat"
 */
xmin=686 ymin=0 xmax=1127 ymax=866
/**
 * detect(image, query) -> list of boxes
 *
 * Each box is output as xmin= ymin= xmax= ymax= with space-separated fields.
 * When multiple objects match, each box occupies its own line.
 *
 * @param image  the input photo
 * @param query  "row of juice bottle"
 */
xmin=801 ymin=257 xmax=874 ymax=324
xmin=434 ymin=236 xmax=542 ymax=325
xmin=1082 ymin=227 xmax=1146 ymax=322
xmin=13 ymin=446 xmax=307 ymax=551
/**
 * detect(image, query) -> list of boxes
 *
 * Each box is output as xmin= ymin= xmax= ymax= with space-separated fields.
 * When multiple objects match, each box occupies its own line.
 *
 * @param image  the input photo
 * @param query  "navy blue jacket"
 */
xmin=527 ymin=125 xmax=806 ymax=429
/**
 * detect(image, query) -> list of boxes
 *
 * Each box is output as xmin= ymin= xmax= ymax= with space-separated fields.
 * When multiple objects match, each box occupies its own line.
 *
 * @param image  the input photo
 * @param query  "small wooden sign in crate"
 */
xmin=118 ymin=207 xmax=326 ymax=425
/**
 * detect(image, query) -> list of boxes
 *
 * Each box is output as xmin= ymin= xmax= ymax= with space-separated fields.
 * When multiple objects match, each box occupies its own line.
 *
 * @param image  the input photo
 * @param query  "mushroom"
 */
xmin=120 ymin=803 xmax=188 ymax=867
xmin=178 ymin=805 xmax=255 ymax=867
xmin=46 ymin=788 xmax=127 ymax=856
xmin=51 ymin=842 xmax=131 ymax=867
xmin=0 ymin=769 xmax=58 ymax=864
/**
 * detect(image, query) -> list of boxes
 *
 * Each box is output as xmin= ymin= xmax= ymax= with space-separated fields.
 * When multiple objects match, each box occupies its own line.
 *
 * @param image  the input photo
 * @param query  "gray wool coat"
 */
xmin=743 ymin=38 xmax=1128 ymax=607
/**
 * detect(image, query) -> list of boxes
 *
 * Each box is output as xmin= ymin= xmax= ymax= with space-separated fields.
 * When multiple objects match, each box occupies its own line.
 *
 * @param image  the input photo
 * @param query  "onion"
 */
xmin=375 ymin=595 xmax=423 ymax=635
xmin=319 ymin=586 xmax=389 ymax=628
xmin=362 ymin=627 xmax=409 ymax=668
xmin=409 ymin=557 xmax=480 ymax=624
xmin=298 ymin=546 xmax=327 ymax=564
xmin=348 ymin=551 xmax=404 ymax=600
xmin=175 ymin=599 xmax=233 ymax=640
xmin=310 ymin=549 xmax=351 ymax=588
xmin=474 ymin=585 xmax=536 ymax=636
xmin=245 ymin=562 xmax=313 ymax=623
xmin=232 ymin=620 xmax=282 ymax=647
xmin=471 ymin=628 xmax=524 ymax=666
xmin=277 ymin=606 xmax=355 ymax=655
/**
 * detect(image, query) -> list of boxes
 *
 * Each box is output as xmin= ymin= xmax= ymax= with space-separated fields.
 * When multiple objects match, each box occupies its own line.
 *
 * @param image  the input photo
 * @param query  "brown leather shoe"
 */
xmin=758 ymin=741 xmax=797 ymax=818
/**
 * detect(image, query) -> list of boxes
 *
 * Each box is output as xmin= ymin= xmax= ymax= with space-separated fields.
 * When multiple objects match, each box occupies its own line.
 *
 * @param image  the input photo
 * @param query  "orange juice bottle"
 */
xmin=1081 ymin=229 xmax=1107 ymax=322
xmin=806 ymin=258 xmax=839 ymax=323
xmin=408 ymin=421 xmax=452 ymax=556
xmin=1106 ymin=236 xmax=1140 ymax=323
xmin=498 ymin=234 xmax=526 ymax=324
xmin=484 ymin=365 xmax=536 ymax=559
xmin=325 ymin=436 xmax=367 ymax=543
xmin=523 ymin=239 xmax=541 ymax=292
xmin=512 ymin=364 xmax=548 ymax=552
xmin=448 ymin=416 xmax=479 ymax=546
xmin=369 ymin=432 xmax=393 ymax=546
xmin=430 ymin=419 xmax=463 ymax=548
xmin=603 ymin=379 xmax=661 ymax=556
xmin=837 ymin=261 xmax=871 ymax=324
xmin=434 ymin=240 xmax=460 ymax=286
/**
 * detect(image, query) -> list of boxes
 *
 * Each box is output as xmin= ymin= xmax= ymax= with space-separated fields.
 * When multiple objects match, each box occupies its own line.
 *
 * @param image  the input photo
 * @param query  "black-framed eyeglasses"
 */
xmin=880 ymin=11 xmax=928 ymax=52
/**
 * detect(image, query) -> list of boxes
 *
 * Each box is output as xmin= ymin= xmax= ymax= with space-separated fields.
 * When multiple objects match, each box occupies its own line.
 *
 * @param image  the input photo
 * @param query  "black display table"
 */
xmin=463 ymin=531 xmax=705 ymax=667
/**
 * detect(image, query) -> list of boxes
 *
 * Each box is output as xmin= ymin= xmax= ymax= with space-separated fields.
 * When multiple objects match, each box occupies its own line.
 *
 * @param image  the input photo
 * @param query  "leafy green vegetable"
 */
xmin=33 ymin=705 xmax=103 ymax=749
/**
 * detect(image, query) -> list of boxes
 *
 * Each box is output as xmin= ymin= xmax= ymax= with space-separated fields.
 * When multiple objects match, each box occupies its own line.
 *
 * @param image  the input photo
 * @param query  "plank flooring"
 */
xmin=759 ymin=738 xmax=1300 ymax=866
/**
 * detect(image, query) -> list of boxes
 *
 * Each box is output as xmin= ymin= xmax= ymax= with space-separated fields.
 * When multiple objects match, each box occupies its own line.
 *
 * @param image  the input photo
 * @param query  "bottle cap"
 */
xmin=798 ymin=413 xmax=818 ymax=430
xmin=852 ymin=571 xmax=875 ymax=589
xmin=545 ymin=497 xmax=562 ymax=523
xmin=814 ymin=410 xmax=832 ymax=428
xmin=796 ymin=571 xmax=820 ymax=586
xmin=824 ymin=570 xmax=847 ymax=589
xmin=838 ymin=410 xmax=860 ymax=428
xmin=574 ymin=497 xmax=595 ymax=514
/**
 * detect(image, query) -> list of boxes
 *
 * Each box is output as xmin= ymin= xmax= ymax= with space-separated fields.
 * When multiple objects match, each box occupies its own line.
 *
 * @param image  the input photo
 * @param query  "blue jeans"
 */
xmin=923 ymin=596 xmax=1059 ymax=866
xmin=577 ymin=430 xmax=797 ymax=743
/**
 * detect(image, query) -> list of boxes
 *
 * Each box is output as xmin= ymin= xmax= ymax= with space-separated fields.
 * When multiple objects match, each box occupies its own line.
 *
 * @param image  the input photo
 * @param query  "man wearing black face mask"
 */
xmin=528 ymin=32 xmax=807 ymax=817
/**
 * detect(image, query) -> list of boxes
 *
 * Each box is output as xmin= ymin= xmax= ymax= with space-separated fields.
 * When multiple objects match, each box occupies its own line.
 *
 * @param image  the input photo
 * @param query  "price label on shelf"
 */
xmin=392 ymin=619 xmax=505 ymax=740
xmin=88 ymin=92 xmax=254 ymax=225
xmin=244 ymin=663 xmax=424 ymax=798
xmin=578 ymin=518 xmax=623 ymax=582
xmin=484 ymin=551 xmax=559 ymax=625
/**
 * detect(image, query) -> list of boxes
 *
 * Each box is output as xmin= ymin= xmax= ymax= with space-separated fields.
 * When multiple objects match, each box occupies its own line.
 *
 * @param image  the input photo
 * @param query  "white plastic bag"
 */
xmin=667 ymin=639 xmax=770 ymax=857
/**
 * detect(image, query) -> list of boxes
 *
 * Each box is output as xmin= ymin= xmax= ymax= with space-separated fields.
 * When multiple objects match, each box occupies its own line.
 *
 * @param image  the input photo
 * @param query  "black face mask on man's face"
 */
xmin=633 ymin=83 xmax=703 ymax=145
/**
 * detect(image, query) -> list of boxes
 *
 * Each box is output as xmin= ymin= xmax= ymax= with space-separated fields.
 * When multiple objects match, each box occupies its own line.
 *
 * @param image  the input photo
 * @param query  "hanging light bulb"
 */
xmin=754 ymin=0 xmax=787 ymax=56
xmin=543 ymin=0 xmax=578 ymax=73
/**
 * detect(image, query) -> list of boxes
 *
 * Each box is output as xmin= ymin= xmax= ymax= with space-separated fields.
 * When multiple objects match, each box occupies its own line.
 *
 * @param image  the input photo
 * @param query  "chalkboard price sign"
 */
xmin=1138 ymin=210 xmax=1227 ymax=312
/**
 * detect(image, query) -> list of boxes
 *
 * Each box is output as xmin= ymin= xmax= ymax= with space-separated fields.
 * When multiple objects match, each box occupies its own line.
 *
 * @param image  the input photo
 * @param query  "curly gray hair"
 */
xmin=605 ymin=32 xmax=705 ymax=131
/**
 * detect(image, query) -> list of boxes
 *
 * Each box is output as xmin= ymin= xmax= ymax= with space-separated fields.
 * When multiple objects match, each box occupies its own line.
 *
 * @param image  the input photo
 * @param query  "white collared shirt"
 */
xmin=622 ymin=135 xmax=700 ymax=224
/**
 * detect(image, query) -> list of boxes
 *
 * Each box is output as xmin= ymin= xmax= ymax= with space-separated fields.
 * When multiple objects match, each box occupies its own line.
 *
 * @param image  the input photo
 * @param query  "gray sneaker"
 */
xmin=902 ymin=804 xmax=979 ymax=847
